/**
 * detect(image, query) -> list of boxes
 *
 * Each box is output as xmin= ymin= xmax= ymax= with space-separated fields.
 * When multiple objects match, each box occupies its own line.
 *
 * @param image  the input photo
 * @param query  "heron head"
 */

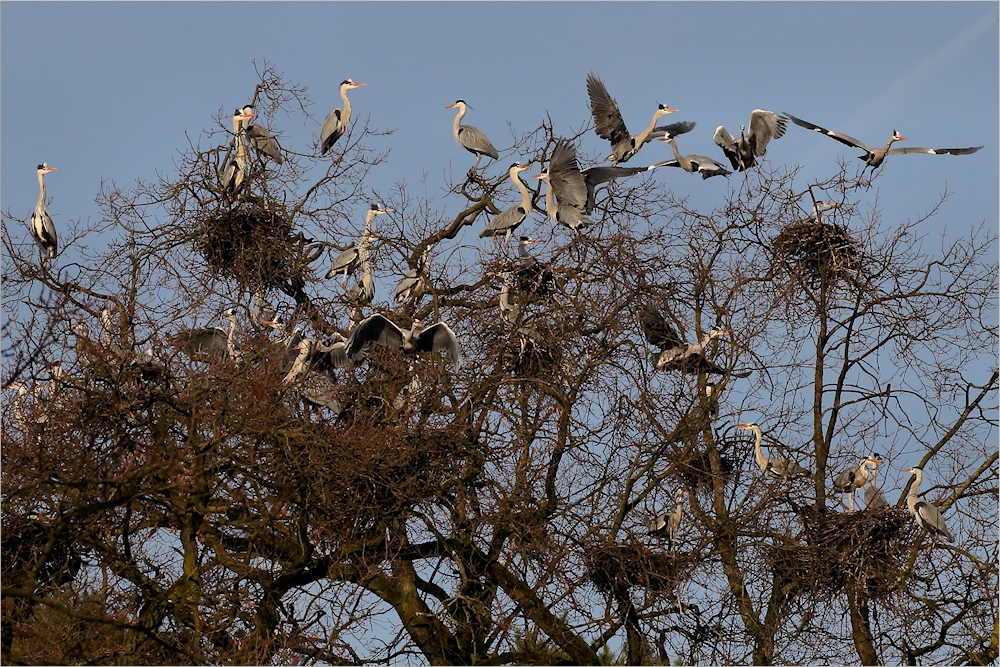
xmin=37 ymin=164 xmax=58 ymax=173
xmin=240 ymin=105 xmax=255 ymax=117
xmin=447 ymin=99 xmax=467 ymax=110
xmin=892 ymin=130 xmax=906 ymax=142
xmin=656 ymin=104 xmax=677 ymax=116
xmin=735 ymin=422 xmax=759 ymax=431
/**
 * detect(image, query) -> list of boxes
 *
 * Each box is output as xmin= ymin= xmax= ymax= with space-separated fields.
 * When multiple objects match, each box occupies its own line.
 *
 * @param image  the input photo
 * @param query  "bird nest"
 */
xmin=671 ymin=445 xmax=736 ymax=491
xmin=771 ymin=220 xmax=862 ymax=289
xmin=1 ymin=514 xmax=83 ymax=592
xmin=585 ymin=539 xmax=696 ymax=596
xmin=502 ymin=323 xmax=566 ymax=379
xmin=193 ymin=203 xmax=300 ymax=291
xmin=765 ymin=506 xmax=916 ymax=598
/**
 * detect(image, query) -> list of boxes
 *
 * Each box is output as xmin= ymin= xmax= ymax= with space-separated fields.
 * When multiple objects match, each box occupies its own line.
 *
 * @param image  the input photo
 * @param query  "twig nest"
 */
xmin=194 ymin=203 xmax=300 ymax=291
xmin=766 ymin=506 xmax=916 ymax=597
xmin=585 ymin=539 xmax=696 ymax=595
xmin=772 ymin=219 xmax=861 ymax=289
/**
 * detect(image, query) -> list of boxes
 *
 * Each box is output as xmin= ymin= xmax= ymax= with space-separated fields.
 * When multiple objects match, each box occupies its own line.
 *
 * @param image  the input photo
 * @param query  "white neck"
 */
xmin=452 ymin=104 xmax=466 ymax=142
xmin=511 ymin=170 xmax=531 ymax=210
xmin=542 ymin=180 xmax=557 ymax=222
xmin=751 ymin=427 xmax=766 ymax=469
xmin=341 ymin=85 xmax=353 ymax=123
xmin=909 ymin=469 xmax=923 ymax=496
xmin=36 ymin=171 xmax=47 ymax=211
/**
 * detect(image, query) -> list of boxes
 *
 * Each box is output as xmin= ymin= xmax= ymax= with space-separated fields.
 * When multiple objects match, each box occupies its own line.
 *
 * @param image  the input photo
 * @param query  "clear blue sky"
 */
xmin=3 ymin=2 xmax=997 ymax=241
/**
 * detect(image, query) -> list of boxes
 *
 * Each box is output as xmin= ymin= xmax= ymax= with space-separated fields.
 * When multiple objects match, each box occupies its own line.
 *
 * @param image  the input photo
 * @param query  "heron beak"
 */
xmin=735 ymin=424 xmax=751 ymax=429
xmin=446 ymin=104 xmax=456 ymax=109
xmin=353 ymin=82 xmax=366 ymax=87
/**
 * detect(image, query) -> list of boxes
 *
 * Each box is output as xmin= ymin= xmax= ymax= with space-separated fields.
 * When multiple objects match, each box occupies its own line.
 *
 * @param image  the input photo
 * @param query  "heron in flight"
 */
xmin=784 ymin=112 xmax=983 ymax=172
xmin=586 ymin=72 xmax=693 ymax=165
xmin=737 ymin=422 xmax=811 ymax=479
xmin=321 ymin=79 xmax=366 ymax=155
xmin=447 ymin=100 xmax=499 ymax=170
xmin=345 ymin=314 xmax=462 ymax=370
xmin=657 ymin=135 xmax=733 ymax=179
xmin=30 ymin=163 xmax=59 ymax=259
xmin=902 ymin=467 xmax=954 ymax=543
xmin=640 ymin=306 xmax=746 ymax=376
xmin=713 ymin=110 xmax=788 ymax=171
xmin=480 ymin=164 xmax=532 ymax=244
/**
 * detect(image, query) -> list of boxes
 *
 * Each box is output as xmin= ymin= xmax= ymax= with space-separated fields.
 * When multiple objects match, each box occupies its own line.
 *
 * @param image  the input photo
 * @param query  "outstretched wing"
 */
xmin=587 ymin=73 xmax=630 ymax=148
xmin=747 ymin=109 xmax=787 ymax=156
xmin=713 ymin=126 xmax=741 ymax=169
xmin=345 ymin=314 xmax=403 ymax=359
xmin=549 ymin=139 xmax=589 ymax=214
xmin=887 ymin=145 xmax=983 ymax=156
xmin=784 ymin=112 xmax=875 ymax=152
xmin=639 ymin=306 xmax=682 ymax=351
xmin=650 ymin=120 xmax=697 ymax=142
xmin=415 ymin=322 xmax=462 ymax=369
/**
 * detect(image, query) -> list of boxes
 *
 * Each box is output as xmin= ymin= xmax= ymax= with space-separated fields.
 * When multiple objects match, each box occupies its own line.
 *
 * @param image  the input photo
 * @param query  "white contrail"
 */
xmin=845 ymin=8 xmax=998 ymax=135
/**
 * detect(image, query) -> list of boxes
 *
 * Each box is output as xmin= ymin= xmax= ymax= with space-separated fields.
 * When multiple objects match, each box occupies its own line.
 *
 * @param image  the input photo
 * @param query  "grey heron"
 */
xmin=804 ymin=200 xmax=840 ymax=223
xmin=251 ymin=291 xmax=276 ymax=328
xmin=480 ymin=164 xmax=532 ymax=243
xmin=325 ymin=205 xmax=389 ymax=283
xmin=282 ymin=337 xmax=347 ymax=415
xmin=446 ymin=100 xmax=499 ymax=170
xmin=640 ymin=306 xmax=744 ymax=376
xmin=176 ymin=308 xmax=241 ymax=362
xmin=902 ymin=467 xmax=954 ymax=543
xmin=648 ymin=488 xmax=689 ymax=550
xmin=347 ymin=240 xmax=376 ymax=309
xmin=657 ymin=136 xmax=733 ymax=179
xmin=395 ymin=245 xmax=432 ymax=306
xmin=321 ymin=79 xmax=366 ymax=155
xmin=239 ymin=105 xmax=283 ymax=164
xmin=30 ymin=164 xmax=59 ymax=259
xmin=832 ymin=456 xmax=873 ymax=511
xmin=586 ymin=72 xmax=692 ymax=165
xmin=784 ymin=113 xmax=982 ymax=171
xmin=713 ymin=110 xmax=788 ymax=171
xmin=705 ymin=381 xmax=719 ymax=422
xmin=223 ymin=108 xmax=253 ymax=193
xmin=863 ymin=455 xmax=888 ymax=510
xmin=99 ymin=308 xmax=124 ymax=356
xmin=533 ymin=139 xmax=592 ymax=233
xmin=344 ymin=314 xmax=462 ymax=370
xmin=737 ymin=422 xmax=812 ymax=479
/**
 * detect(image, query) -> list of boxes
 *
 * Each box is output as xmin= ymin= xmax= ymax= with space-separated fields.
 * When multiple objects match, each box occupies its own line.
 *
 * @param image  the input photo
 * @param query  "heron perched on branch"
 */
xmin=737 ymin=422 xmax=811 ymax=479
xmin=30 ymin=163 xmax=59 ymax=259
xmin=649 ymin=488 xmax=689 ymax=550
xmin=480 ymin=164 xmax=532 ymax=244
xmin=321 ymin=79 xmax=366 ymax=155
xmin=903 ymin=467 xmax=954 ymax=543
xmin=239 ymin=105 xmax=283 ymax=164
xmin=447 ymin=100 xmax=499 ymax=170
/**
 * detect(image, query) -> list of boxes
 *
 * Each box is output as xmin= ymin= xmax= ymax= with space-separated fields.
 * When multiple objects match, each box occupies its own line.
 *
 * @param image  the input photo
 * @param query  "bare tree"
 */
xmin=3 ymin=66 xmax=996 ymax=666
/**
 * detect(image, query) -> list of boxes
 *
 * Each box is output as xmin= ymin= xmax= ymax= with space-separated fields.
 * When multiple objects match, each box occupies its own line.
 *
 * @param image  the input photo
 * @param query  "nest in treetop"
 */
xmin=1 ymin=513 xmax=83 ymax=592
xmin=765 ymin=506 xmax=916 ymax=598
xmin=585 ymin=539 xmax=697 ymax=596
xmin=771 ymin=219 xmax=861 ymax=289
xmin=502 ymin=319 xmax=566 ymax=379
xmin=671 ymin=443 xmax=737 ymax=491
xmin=194 ymin=203 xmax=300 ymax=291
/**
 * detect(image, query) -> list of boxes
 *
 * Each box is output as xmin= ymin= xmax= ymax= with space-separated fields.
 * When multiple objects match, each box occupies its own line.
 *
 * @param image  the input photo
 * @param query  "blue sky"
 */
xmin=3 ymin=2 xmax=997 ymax=241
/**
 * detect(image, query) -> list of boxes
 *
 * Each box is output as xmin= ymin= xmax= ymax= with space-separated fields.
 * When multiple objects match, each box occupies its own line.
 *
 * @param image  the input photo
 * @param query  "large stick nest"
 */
xmin=585 ymin=539 xmax=697 ymax=596
xmin=193 ymin=203 xmax=301 ymax=291
xmin=766 ymin=506 xmax=916 ymax=597
xmin=771 ymin=219 xmax=861 ymax=289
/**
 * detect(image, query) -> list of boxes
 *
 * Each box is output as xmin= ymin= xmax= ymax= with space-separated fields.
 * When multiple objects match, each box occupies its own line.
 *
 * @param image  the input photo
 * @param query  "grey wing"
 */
xmin=481 ymin=205 xmax=527 ymax=237
xmin=748 ymin=110 xmax=787 ymax=156
xmin=182 ymin=328 xmax=229 ymax=360
xmin=914 ymin=500 xmax=954 ymax=541
xmin=31 ymin=211 xmax=58 ymax=257
xmin=863 ymin=484 xmax=888 ymax=509
xmin=345 ymin=314 xmax=403 ymax=359
xmin=549 ymin=140 xmax=590 ymax=213
xmin=325 ymin=342 xmax=351 ymax=369
xmin=639 ymin=306 xmax=682 ymax=351
xmin=689 ymin=156 xmax=732 ymax=179
xmin=650 ymin=120 xmax=697 ymax=142
xmin=325 ymin=247 xmax=360 ymax=279
xmin=457 ymin=125 xmax=499 ymax=159
xmin=586 ymin=72 xmax=630 ymax=147
xmin=584 ymin=165 xmax=655 ymax=186
xmin=648 ymin=513 xmax=669 ymax=535
xmin=713 ymin=126 xmax=741 ymax=169
xmin=416 ymin=322 xmax=462 ymax=369
xmin=395 ymin=270 xmax=419 ymax=300
xmin=299 ymin=371 xmax=342 ymax=412
xmin=320 ymin=108 xmax=343 ymax=155
xmin=783 ymin=112 xmax=874 ymax=152
xmin=252 ymin=293 xmax=275 ymax=326
xmin=652 ymin=159 xmax=684 ymax=170
xmin=887 ymin=145 xmax=983 ymax=156
xmin=245 ymin=124 xmax=284 ymax=164
xmin=832 ymin=469 xmax=855 ymax=494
